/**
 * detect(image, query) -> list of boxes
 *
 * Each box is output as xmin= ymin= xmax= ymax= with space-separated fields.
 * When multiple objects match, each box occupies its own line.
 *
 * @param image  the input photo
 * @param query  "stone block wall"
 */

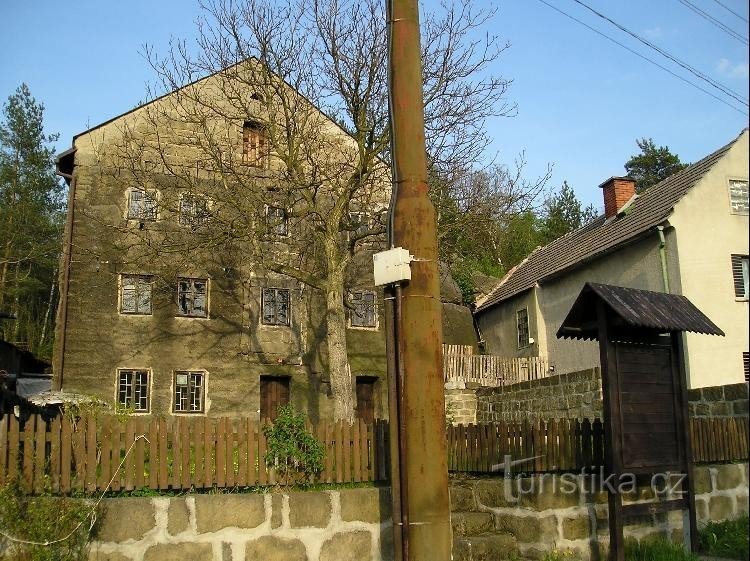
xmin=474 ymin=368 xmax=603 ymax=424
xmin=445 ymin=387 xmax=479 ymax=425
xmin=688 ymin=383 xmax=749 ymax=418
xmin=450 ymin=463 xmax=749 ymax=561
xmin=89 ymin=488 xmax=393 ymax=561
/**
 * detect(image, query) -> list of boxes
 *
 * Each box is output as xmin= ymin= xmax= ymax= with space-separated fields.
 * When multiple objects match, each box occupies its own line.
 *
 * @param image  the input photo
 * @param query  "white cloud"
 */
xmin=716 ymin=58 xmax=749 ymax=79
xmin=643 ymin=27 xmax=663 ymax=39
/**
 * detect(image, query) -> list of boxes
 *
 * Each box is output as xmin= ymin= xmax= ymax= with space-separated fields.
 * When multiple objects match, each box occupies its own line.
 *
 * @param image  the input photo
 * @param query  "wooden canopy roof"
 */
xmin=556 ymin=283 xmax=725 ymax=341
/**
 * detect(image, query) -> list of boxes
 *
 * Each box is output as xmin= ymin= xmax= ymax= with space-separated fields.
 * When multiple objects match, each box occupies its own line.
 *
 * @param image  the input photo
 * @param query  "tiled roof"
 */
xmin=475 ymin=130 xmax=746 ymax=313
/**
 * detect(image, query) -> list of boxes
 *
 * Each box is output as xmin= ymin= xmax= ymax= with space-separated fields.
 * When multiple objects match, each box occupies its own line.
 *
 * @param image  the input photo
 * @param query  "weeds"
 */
xmin=699 ymin=515 xmax=749 ymax=560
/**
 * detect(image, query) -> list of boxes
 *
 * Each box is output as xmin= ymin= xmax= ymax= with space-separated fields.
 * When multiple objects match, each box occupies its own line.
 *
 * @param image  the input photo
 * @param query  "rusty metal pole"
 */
xmin=387 ymin=0 xmax=452 ymax=558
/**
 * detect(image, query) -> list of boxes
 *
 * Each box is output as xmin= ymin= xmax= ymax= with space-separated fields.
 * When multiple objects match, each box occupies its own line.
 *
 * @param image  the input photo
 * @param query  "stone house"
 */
xmin=52 ymin=60 xmax=393 ymax=420
xmin=474 ymin=129 xmax=749 ymax=388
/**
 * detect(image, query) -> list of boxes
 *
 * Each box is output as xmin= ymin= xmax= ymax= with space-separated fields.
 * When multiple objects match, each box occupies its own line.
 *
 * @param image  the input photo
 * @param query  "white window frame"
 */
xmin=116 ymin=368 xmax=151 ymax=413
xmin=119 ymin=274 xmax=153 ymax=315
xmin=349 ymin=290 xmax=378 ymax=329
xmin=261 ymin=287 xmax=291 ymax=326
xmin=126 ymin=188 xmax=158 ymax=221
xmin=265 ymin=204 xmax=289 ymax=236
xmin=172 ymin=370 xmax=207 ymax=415
xmin=179 ymin=193 xmax=211 ymax=228
xmin=728 ymin=178 xmax=749 ymax=215
xmin=176 ymin=277 xmax=210 ymax=318
xmin=516 ymin=308 xmax=530 ymax=349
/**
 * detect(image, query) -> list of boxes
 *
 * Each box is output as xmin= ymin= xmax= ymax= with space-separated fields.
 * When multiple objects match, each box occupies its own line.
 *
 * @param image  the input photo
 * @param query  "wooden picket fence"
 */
xmin=443 ymin=353 xmax=550 ymax=387
xmin=0 ymin=414 xmax=746 ymax=494
xmin=0 ymin=414 xmax=389 ymax=494
xmin=447 ymin=416 xmax=750 ymax=473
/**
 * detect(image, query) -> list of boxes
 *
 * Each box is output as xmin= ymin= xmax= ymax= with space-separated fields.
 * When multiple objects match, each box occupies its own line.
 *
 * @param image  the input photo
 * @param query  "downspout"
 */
xmin=53 ymin=167 xmax=77 ymax=391
xmin=657 ymin=225 xmax=670 ymax=293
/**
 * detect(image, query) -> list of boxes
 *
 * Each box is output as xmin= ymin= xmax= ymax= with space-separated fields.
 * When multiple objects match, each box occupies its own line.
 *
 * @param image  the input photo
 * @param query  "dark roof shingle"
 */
xmin=475 ymin=130 xmax=746 ymax=312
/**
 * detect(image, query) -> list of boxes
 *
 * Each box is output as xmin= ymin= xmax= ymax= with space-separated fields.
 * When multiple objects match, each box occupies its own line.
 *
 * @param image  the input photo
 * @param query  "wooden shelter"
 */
xmin=557 ymin=283 xmax=724 ymax=561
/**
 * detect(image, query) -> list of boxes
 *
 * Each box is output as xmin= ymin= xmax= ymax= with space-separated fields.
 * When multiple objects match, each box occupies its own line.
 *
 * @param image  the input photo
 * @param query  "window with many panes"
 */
xmin=731 ymin=254 xmax=749 ymax=300
xmin=516 ymin=308 xmax=530 ymax=348
xmin=179 ymin=194 xmax=210 ymax=228
xmin=127 ymin=189 xmax=157 ymax=221
xmin=173 ymin=371 xmax=205 ymax=413
xmin=117 ymin=369 xmax=150 ymax=412
xmin=262 ymin=288 xmax=290 ymax=326
xmin=177 ymin=278 xmax=208 ymax=317
xmin=120 ymin=275 xmax=153 ymax=315
xmin=728 ymin=179 xmax=749 ymax=214
xmin=242 ymin=122 xmax=267 ymax=167
xmin=265 ymin=205 xmax=288 ymax=236
xmin=350 ymin=291 xmax=376 ymax=328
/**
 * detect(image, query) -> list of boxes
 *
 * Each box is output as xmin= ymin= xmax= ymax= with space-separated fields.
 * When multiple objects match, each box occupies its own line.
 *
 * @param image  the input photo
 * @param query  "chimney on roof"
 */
xmin=599 ymin=176 xmax=636 ymax=218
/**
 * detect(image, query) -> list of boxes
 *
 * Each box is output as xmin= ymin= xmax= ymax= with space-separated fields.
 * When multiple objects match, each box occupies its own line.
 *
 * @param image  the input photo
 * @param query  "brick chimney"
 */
xmin=599 ymin=176 xmax=636 ymax=218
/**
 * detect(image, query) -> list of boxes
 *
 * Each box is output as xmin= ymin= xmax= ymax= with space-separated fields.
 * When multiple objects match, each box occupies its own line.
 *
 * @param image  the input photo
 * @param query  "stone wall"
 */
xmin=474 ymin=368 xmax=603 ymax=424
xmin=445 ymin=387 xmax=479 ymax=425
xmin=89 ymin=488 xmax=393 ymax=561
xmin=450 ymin=463 xmax=749 ymax=561
xmin=688 ymin=383 xmax=749 ymax=418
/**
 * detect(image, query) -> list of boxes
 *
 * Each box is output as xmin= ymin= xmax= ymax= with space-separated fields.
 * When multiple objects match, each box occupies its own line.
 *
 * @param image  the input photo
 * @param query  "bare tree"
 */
xmin=83 ymin=0 xmax=517 ymax=421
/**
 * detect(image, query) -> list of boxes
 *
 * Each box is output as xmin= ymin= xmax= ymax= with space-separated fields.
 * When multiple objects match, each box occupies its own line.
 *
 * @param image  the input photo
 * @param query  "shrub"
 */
xmin=263 ymin=405 xmax=325 ymax=486
xmin=624 ymin=537 xmax=698 ymax=561
xmin=0 ymin=479 xmax=96 ymax=561
xmin=699 ymin=515 xmax=749 ymax=560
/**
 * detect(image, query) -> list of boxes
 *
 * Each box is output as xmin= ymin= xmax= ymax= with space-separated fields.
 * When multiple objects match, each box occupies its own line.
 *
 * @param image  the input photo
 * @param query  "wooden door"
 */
xmin=356 ymin=377 xmax=376 ymax=423
xmin=260 ymin=376 xmax=290 ymax=421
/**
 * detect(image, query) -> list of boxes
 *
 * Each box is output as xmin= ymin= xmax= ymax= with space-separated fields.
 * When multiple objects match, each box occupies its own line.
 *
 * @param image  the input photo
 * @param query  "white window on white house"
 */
xmin=117 ymin=369 xmax=150 ymax=412
xmin=350 ymin=291 xmax=377 ymax=328
xmin=120 ymin=275 xmax=153 ymax=315
xmin=265 ymin=205 xmax=289 ymax=236
xmin=728 ymin=179 xmax=749 ymax=214
xmin=127 ymin=189 xmax=158 ymax=221
xmin=179 ymin=194 xmax=210 ymax=228
xmin=173 ymin=371 xmax=205 ymax=413
xmin=516 ymin=308 xmax=530 ymax=348
xmin=731 ymin=254 xmax=749 ymax=300
xmin=177 ymin=278 xmax=208 ymax=317
xmin=262 ymin=287 xmax=290 ymax=326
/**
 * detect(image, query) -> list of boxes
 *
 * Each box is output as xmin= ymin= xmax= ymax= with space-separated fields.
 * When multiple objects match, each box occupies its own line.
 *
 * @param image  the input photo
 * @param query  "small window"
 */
xmin=728 ymin=179 xmax=749 ymax=214
xmin=179 ymin=194 xmax=210 ymax=228
xmin=243 ymin=122 xmax=267 ymax=167
xmin=743 ymin=352 xmax=749 ymax=383
xmin=516 ymin=308 xmax=530 ymax=348
xmin=349 ymin=212 xmax=369 ymax=238
xmin=262 ymin=287 xmax=290 ymax=326
xmin=731 ymin=255 xmax=749 ymax=300
xmin=260 ymin=375 xmax=290 ymax=421
xmin=120 ymin=275 xmax=153 ymax=315
xmin=173 ymin=371 xmax=205 ymax=413
xmin=350 ymin=291 xmax=377 ymax=328
xmin=117 ymin=369 xmax=150 ymax=412
xmin=265 ymin=205 xmax=288 ymax=236
xmin=177 ymin=278 xmax=208 ymax=317
xmin=127 ymin=189 xmax=158 ymax=221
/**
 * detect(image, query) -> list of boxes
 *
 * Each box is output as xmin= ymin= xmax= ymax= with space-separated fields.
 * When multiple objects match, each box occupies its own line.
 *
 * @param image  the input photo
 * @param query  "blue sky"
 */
xmin=1 ymin=0 xmax=747 ymax=210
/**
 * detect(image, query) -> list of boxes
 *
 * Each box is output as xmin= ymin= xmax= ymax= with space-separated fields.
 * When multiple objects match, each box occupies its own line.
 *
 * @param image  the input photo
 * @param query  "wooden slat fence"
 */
xmin=447 ymin=417 xmax=749 ymax=473
xmin=443 ymin=354 xmax=550 ymax=387
xmin=0 ymin=415 xmax=745 ymax=493
xmin=0 ymin=415 xmax=389 ymax=494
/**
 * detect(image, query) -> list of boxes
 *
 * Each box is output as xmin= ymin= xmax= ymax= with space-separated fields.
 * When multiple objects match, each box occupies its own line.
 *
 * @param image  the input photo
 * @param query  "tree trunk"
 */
xmin=325 ymin=274 xmax=355 ymax=423
xmin=39 ymin=269 xmax=57 ymax=349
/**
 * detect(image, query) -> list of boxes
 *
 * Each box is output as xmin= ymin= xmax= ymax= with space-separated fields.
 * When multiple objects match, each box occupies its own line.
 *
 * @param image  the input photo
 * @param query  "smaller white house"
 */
xmin=475 ymin=129 xmax=749 ymax=388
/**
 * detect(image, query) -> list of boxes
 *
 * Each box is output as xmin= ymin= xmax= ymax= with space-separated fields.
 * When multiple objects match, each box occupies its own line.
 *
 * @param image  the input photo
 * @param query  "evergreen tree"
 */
xmin=625 ymin=138 xmax=687 ymax=193
xmin=0 ymin=84 xmax=63 ymax=356
xmin=539 ymin=181 xmax=597 ymax=244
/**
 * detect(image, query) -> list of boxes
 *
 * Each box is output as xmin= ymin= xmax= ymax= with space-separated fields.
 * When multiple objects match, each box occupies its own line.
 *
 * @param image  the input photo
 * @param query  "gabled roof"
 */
xmin=475 ymin=129 xmax=747 ymax=313
xmin=556 ymin=283 xmax=725 ymax=341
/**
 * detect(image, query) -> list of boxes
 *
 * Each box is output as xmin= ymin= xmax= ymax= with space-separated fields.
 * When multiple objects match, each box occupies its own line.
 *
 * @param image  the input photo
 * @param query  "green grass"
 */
xmin=624 ymin=538 xmax=698 ymax=561
xmin=699 ymin=516 xmax=749 ymax=560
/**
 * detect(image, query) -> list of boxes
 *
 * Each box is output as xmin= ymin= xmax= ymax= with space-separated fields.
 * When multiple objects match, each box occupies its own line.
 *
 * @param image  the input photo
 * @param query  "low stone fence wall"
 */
xmin=89 ymin=488 xmax=393 ymax=561
xmin=450 ymin=463 xmax=749 ymax=561
xmin=689 ymin=383 xmax=748 ymax=418
xmin=87 ymin=463 xmax=748 ymax=561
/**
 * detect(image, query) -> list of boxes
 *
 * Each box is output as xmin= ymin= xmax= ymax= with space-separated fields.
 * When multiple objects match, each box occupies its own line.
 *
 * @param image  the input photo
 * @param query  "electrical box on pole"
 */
xmin=373 ymin=247 xmax=413 ymax=286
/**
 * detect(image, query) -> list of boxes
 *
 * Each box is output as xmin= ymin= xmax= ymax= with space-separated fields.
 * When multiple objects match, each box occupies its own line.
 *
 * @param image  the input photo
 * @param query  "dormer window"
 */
xmin=243 ymin=122 xmax=268 ymax=167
